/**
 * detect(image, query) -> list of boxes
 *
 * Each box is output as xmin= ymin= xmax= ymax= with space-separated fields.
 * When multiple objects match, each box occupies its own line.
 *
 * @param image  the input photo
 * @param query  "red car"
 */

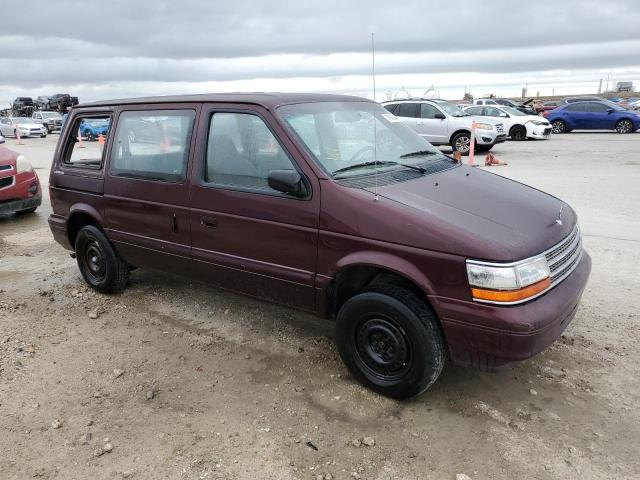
xmin=0 ymin=146 xmax=42 ymax=215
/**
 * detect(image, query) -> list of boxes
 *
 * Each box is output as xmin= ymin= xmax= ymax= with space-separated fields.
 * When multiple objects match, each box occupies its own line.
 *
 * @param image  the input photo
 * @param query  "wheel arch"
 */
xmin=449 ymin=129 xmax=471 ymax=146
xmin=324 ymin=254 xmax=437 ymax=319
xmin=67 ymin=204 xmax=104 ymax=247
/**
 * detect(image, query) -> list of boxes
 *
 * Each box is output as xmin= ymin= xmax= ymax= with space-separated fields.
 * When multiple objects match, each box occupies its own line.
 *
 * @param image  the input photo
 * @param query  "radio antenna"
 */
xmin=371 ymin=32 xmax=379 ymax=201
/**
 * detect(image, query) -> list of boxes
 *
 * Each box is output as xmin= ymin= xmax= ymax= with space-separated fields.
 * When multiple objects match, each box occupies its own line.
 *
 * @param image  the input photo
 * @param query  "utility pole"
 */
xmin=598 ymin=79 xmax=602 ymax=94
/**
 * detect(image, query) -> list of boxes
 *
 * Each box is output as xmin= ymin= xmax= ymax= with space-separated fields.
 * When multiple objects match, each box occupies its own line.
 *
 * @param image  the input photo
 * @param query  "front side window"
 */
xmin=420 ymin=103 xmax=441 ymax=119
xmin=110 ymin=110 xmax=195 ymax=182
xmin=205 ymin=112 xmax=297 ymax=194
xmin=279 ymin=101 xmax=446 ymax=178
xmin=64 ymin=115 xmax=112 ymax=168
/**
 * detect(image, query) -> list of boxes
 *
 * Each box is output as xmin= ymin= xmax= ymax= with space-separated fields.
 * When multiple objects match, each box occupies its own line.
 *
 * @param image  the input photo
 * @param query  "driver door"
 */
xmin=418 ymin=103 xmax=449 ymax=144
xmin=188 ymin=105 xmax=321 ymax=311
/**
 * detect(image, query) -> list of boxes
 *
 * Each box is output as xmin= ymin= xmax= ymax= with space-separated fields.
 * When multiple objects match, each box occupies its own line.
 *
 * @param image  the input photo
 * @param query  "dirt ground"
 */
xmin=1 ymin=132 xmax=639 ymax=480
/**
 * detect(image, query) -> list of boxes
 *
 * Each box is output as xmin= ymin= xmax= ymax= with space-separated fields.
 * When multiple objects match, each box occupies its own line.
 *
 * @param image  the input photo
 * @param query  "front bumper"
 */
xmin=0 ymin=194 xmax=41 ymax=214
xmin=526 ymin=124 xmax=552 ymax=139
xmin=431 ymin=251 xmax=591 ymax=370
xmin=475 ymin=131 xmax=507 ymax=146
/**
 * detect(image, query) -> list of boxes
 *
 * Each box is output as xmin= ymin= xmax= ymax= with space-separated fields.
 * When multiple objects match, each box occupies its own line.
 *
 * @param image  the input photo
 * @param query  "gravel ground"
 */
xmin=1 ymin=131 xmax=639 ymax=480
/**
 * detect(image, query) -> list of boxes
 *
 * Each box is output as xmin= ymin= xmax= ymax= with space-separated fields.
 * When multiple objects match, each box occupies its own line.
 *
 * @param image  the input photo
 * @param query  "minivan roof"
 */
xmin=79 ymin=92 xmax=371 ymax=109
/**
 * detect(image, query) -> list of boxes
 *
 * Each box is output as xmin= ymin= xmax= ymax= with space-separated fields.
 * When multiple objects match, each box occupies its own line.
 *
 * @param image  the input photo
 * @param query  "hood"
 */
xmin=367 ymin=165 xmax=576 ymax=261
xmin=522 ymin=115 xmax=549 ymax=124
xmin=0 ymin=146 xmax=18 ymax=167
xmin=17 ymin=122 xmax=44 ymax=128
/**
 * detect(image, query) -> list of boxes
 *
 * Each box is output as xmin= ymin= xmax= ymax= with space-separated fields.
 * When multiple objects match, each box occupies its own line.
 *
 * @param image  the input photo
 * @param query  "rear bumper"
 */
xmin=431 ymin=251 xmax=591 ymax=370
xmin=48 ymin=214 xmax=73 ymax=250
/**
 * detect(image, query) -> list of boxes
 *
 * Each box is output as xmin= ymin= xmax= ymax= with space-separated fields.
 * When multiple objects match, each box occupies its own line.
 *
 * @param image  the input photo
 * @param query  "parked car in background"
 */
xmin=547 ymin=101 xmax=640 ymax=134
xmin=537 ymin=101 xmax=561 ymax=115
xmin=562 ymin=96 xmax=605 ymax=104
xmin=79 ymin=118 xmax=110 ymax=140
xmin=383 ymin=99 xmax=506 ymax=155
xmin=33 ymin=111 xmax=63 ymax=133
xmin=48 ymin=93 xmax=591 ymax=398
xmin=475 ymin=98 xmax=536 ymax=115
xmin=629 ymin=99 xmax=640 ymax=111
xmin=0 ymin=117 xmax=47 ymax=138
xmin=48 ymin=94 xmax=79 ymax=112
xmin=0 ymin=133 xmax=5 ymax=144
xmin=34 ymin=96 xmax=51 ymax=110
xmin=12 ymin=97 xmax=35 ymax=116
xmin=463 ymin=105 xmax=551 ymax=140
xmin=0 ymin=145 xmax=42 ymax=215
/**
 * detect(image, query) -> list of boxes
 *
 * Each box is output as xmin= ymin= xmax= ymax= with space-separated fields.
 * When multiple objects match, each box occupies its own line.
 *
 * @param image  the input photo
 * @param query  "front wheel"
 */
xmin=451 ymin=132 xmax=472 ymax=156
xmin=75 ymin=225 xmax=129 ymax=294
xmin=84 ymin=130 xmax=95 ymax=141
xmin=616 ymin=119 xmax=633 ymax=134
xmin=551 ymin=120 xmax=566 ymax=134
xmin=336 ymin=286 xmax=445 ymax=399
xmin=509 ymin=125 xmax=527 ymax=141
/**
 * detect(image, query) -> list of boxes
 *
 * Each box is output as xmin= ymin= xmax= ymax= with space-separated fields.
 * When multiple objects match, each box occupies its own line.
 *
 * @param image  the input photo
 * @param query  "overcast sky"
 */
xmin=2 ymin=0 xmax=639 ymax=105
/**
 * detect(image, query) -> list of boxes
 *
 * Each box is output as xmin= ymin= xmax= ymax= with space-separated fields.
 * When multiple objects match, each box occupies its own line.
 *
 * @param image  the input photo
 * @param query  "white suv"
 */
xmin=382 ymin=99 xmax=506 ymax=155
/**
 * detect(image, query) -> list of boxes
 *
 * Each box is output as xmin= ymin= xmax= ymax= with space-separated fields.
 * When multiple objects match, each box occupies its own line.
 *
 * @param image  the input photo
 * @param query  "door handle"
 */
xmin=170 ymin=213 xmax=177 ymax=233
xmin=200 ymin=216 xmax=218 ymax=228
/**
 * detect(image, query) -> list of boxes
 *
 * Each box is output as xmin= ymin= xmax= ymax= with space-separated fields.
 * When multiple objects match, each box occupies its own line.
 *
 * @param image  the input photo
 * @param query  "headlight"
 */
xmin=475 ymin=123 xmax=494 ymax=130
xmin=528 ymin=120 xmax=548 ymax=126
xmin=16 ymin=155 xmax=33 ymax=173
xmin=466 ymin=255 xmax=551 ymax=304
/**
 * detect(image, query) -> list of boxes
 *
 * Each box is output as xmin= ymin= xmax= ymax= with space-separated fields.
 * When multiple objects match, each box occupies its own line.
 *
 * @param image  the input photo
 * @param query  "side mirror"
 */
xmin=607 ymin=109 xmax=614 ymax=114
xmin=434 ymin=112 xmax=446 ymax=120
xmin=268 ymin=170 xmax=307 ymax=197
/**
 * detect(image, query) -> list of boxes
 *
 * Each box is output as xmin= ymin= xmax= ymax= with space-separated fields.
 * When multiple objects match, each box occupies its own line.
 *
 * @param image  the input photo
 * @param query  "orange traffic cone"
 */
xmin=77 ymin=128 xmax=86 ymax=149
xmin=485 ymin=153 xmax=507 ymax=166
xmin=159 ymin=123 xmax=171 ymax=152
xmin=98 ymin=134 xmax=105 ymax=145
xmin=452 ymin=151 xmax=462 ymax=162
xmin=15 ymin=127 xmax=23 ymax=145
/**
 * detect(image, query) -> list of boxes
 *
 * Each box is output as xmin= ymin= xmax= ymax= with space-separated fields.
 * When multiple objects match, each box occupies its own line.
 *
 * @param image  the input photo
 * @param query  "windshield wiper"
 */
xmin=399 ymin=150 xmax=438 ymax=159
xmin=332 ymin=160 xmax=426 ymax=176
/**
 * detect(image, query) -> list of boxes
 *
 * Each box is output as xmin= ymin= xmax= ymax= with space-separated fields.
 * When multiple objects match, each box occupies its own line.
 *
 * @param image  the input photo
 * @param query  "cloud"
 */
xmin=1 ymin=0 xmax=639 ymax=102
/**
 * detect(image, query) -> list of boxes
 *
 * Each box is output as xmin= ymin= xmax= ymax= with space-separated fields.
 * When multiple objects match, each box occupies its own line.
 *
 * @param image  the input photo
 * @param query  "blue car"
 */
xmin=547 ymin=100 xmax=640 ymax=134
xmin=80 ymin=119 xmax=110 ymax=141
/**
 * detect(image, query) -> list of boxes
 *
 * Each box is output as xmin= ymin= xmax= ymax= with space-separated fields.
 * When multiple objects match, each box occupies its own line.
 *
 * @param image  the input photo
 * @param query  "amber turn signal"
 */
xmin=471 ymin=277 xmax=551 ymax=303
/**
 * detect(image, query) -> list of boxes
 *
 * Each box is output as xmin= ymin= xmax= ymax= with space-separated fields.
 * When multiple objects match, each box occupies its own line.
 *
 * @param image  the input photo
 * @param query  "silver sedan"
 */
xmin=0 ymin=117 xmax=47 ymax=138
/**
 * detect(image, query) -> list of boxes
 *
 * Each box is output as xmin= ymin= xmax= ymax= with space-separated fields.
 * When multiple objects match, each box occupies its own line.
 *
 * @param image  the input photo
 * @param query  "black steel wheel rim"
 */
xmin=355 ymin=316 xmax=411 ymax=380
xmin=84 ymin=240 xmax=106 ymax=283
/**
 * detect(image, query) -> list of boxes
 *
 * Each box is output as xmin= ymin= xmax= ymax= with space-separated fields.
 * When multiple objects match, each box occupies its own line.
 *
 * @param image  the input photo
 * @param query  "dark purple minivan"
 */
xmin=48 ymin=93 xmax=591 ymax=398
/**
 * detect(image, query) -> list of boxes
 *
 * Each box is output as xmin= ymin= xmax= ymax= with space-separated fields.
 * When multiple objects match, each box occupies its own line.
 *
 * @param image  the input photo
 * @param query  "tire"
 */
xmin=451 ymin=132 xmax=472 ymax=156
xmin=551 ymin=120 xmax=566 ymax=134
xmin=615 ymin=119 xmax=633 ymax=134
xmin=335 ymin=285 xmax=446 ymax=399
xmin=46 ymin=125 xmax=52 ymax=134
xmin=509 ymin=125 xmax=527 ymax=141
xmin=84 ymin=130 xmax=94 ymax=141
xmin=75 ymin=225 xmax=129 ymax=294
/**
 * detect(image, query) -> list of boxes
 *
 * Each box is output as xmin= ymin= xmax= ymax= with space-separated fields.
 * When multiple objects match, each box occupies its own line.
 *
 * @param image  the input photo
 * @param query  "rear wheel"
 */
xmin=451 ymin=132 xmax=472 ymax=156
xmin=336 ymin=285 xmax=445 ymax=399
xmin=75 ymin=225 xmax=129 ymax=294
xmin=551 ymin=120 xmax=566 ymax=134
xmin=509 ymin=124 xmax=527 ymax=140
xmin=616 ymin=119 xmax=633 ymax=134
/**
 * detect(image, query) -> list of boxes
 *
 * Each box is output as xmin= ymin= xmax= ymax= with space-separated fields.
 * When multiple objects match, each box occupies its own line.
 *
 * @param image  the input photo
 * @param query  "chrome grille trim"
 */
xmin=467 ymin=225 xmax=583 ymax=305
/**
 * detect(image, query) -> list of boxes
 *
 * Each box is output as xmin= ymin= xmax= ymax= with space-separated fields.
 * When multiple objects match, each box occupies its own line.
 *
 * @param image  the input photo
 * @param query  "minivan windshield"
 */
xmin=278 ymin=101 xmax=447 ymax=178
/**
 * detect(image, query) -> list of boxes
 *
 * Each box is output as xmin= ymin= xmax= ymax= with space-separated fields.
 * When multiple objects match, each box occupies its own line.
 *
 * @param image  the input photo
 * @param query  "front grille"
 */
xmin=495 ymin=123 xmax=505 ymax=133
xmin=0 ymin=165 xmax=13 ymax=172
xmin=545 ymin=225 xmax=582 ymax=285
xmin=543 ymin=128 xmax=552 ymax=135
xmin=0 ymin=176 xmax=14 ymax=189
